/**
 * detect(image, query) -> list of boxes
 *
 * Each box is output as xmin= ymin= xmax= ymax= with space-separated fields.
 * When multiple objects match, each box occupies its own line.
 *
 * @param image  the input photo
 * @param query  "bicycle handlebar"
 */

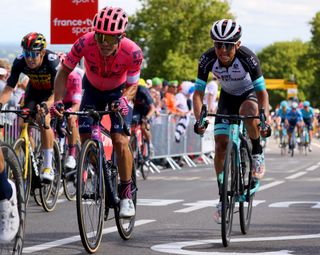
xmin=64 ymin=109 xmax=131 ymax=136
xmin=0 ymin=108 xmax=48 ymax=129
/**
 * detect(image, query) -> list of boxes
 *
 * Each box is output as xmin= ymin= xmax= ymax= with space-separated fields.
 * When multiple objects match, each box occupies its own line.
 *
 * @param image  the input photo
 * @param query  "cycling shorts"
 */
xmin=303 ymin=118 xmax=313 ymax=131
xmin=79 ymin=75 xmax=133 ymax=134
xmin=214 ymin=89 xmax=258 ymax=136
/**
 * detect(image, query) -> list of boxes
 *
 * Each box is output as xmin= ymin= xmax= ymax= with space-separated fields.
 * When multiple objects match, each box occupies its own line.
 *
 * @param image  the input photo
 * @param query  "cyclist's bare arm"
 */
xmin=256 ymin=90 xmax=270 ymax=119
xmin=193 ymin=90 xmax=205 ymax=120
xmin=146 ymin=104 xmax=156 ymax=120
xmin=54 ymin=66 xmax=72 ymax=102
xmin=123 ymin=84 xmax=138 ymax=101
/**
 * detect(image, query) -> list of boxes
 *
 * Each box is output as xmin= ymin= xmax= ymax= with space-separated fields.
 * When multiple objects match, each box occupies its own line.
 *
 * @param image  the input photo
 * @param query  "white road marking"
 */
xmin=258 ymin=181 xmax=284 ymax=191
xmin=138 ymin=199 xmax=184 ymax=206
xmin=285 ymin=171 xmax=308 ymax=179
xmin=269 ymin=201 xmax=320 ymax=209
xmin=151 ymin=233 xmax=320 ymax=254
xmin=23 ymin=219 xmax=155 ymax=254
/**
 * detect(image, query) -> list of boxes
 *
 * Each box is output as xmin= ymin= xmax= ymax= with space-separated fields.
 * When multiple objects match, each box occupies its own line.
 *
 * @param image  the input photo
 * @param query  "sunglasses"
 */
xmin=23 ymin=51 xmax=41 ymax=58
xmin=214 ymin=41 xmax=237 ymax=51
xmin=94 ymin=33 xmax=122 ymax=45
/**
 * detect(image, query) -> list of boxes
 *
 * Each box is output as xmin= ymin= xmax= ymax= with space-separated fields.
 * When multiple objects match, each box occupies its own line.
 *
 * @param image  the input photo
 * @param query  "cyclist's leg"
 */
xmin=0 ymin=148 xmax=19 ymax=241
xmin=239 ymin=92 xmax=265 ymax=179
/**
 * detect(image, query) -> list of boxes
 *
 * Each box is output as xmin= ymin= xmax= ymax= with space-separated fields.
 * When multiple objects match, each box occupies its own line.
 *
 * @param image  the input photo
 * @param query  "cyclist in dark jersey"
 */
xmin=132 ymin=78 xmax=156 ymax=154
xmin=0 ymin=32 xmax=59 ymax=183
xmin=193 ymin=19 xmax=271 ymax=223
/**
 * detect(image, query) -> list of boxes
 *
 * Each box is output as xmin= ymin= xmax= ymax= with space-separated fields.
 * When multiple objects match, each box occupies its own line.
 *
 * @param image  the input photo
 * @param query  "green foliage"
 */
xmin=127 ymin=0 xmax=232 ymax=80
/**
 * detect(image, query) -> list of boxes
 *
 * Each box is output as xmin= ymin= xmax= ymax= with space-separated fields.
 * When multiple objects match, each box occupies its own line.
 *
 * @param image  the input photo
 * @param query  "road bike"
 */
xmin=130 ymin=120 xmax=151 ymax=180
xmin=199 ymin=105 xmax=267 ymax=247
xmin=1 ymin=109 xmax=61 ymax=212
xmin=53 ymin=116 xmax=81 ymax=200
xmin=66 ymin=108 xmax=137 ymax=253
xmin=279 ymin=123 xmax=288 ymax=155
xmin=0 ymin=141 xmax=26 ymax=255
xmin=298 ymin=125 xmax=310 ymax=156
xmin=288 ymin=126 xmax=297 ymax=157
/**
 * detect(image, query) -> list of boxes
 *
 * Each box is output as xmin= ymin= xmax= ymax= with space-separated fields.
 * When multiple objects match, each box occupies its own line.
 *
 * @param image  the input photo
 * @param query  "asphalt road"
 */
xmin=22 ymin=138 xmax=320 ymax=255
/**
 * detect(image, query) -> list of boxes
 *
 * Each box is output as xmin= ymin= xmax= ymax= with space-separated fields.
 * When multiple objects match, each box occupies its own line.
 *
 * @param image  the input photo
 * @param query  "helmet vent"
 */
xmin=118 ymin=19 xmax=123 ymax=30
xmin=113 ymin=13 xmax=118 ymax=20
xmin=111 ymin=23 xmax=115 ymax=31
xmin=100 ymin=11 xmax=104 ymax=19
xmin=103 ymin=19 xmax=109 ymax=31
xmin=107 ymin=9 xmax=112 ymax=16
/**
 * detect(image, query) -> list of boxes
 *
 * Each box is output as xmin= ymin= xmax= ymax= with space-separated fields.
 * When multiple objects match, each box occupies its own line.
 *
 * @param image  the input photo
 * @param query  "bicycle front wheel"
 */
xmin=13 ymin=138 xmax=32 ymax=207
xmin=40 ymin=141 xmax=62 ymax=212
xmin=115 ymin=157 xmax=137 ymax=240
xmin=77 ymin=140 xmax=105 ymax=253
xmin=0 ymin=142 xmax=26 ymax=255
xmin=221 ymin=142 xmax=236 ymax=247
xmin=239 ymin=141 xmax=254 ymax=234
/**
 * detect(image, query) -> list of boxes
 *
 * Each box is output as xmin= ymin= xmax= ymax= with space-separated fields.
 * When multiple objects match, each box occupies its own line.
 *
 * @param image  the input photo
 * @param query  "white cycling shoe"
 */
xmin=0 ymin=180 xmax=19 ymax=242
xmin=65 ymin=155 xmax=76 ymax=169
xmin=119 ymin=198 xmax=135 ymax=218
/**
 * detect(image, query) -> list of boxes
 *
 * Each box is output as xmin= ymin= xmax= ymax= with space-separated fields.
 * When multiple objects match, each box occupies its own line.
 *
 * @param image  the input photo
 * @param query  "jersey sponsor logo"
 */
xmin=199 ymin=55 xmax=209 ymax=69
xmin=133 ymin=50 xmax=143 ymax=66
xmin=246 ymin=56 xmax=258 ymax=69
xmin=48 ymin=53 xmax=58 ymax=61
xmin=74 ymin=37 xmax=86 ymax=54
xmin=28 ymin=73 xmax=52 ymax=90
xmin=72 ymin=0 xmax=96 ymax=5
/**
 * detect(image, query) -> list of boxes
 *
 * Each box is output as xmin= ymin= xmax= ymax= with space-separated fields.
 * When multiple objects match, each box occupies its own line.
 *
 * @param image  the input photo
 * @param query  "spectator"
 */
xmin=203 ymin=76 xmax=219 ymax=113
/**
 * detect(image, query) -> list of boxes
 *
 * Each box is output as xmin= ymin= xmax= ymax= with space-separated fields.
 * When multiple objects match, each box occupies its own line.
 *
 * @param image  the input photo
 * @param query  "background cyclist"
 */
xmin=193 ymin=19 xmax=270 ymax=223
xmin=300 ymin=100 xmax=314 ymax=151
xmin=275 ymin=100 xmax=289 ymax=146
xmin=53 ymin=6 xmax=143 ymax=218
xmin=131 ymin=78 xmax=156 ymax=156
xmin=0 ymin=32 xmax=59 ymax=183
xmin=285 ymin=101 xmax=303 ymax=151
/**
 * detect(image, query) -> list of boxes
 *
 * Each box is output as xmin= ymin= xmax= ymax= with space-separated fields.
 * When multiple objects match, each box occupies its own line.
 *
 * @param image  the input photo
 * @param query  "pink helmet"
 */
xmin=93 ymin=7 xmax=128 ymax=35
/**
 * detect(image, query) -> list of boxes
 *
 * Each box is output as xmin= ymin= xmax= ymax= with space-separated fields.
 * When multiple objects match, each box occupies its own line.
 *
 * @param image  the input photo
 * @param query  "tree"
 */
xmin=127 ymin=0 xmax=232 ymax=81
xmin=257 ymin=40 xmax=312 ymax=107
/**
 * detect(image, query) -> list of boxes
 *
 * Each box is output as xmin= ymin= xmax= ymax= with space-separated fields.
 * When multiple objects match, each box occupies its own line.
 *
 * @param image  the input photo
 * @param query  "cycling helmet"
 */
xmin=303 ymin=101 xmax=310 ymax=107
xmin=21 ymin=32 xmax=47 ymax=51
xmin=138 ymin=78 xmax=147 ymax=86
xmin=210 ymin=19 xmax=242 ymax=42
xmin=291 ymin=102 xmax=298 ymax=109
xmin=93 ymin=6 xmax=128 ymax=35
xmin=280 ymin=100 xmax=287 ymax=109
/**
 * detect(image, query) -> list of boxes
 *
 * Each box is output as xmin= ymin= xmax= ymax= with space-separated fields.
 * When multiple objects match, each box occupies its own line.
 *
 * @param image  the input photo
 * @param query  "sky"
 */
xmin=0 ymin=0 xmax=319 ymax=49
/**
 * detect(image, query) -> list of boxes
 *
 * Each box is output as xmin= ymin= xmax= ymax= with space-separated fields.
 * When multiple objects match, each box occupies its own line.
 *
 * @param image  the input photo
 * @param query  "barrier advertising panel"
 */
xmin=51 ymin=0 xmax=98 ymax=44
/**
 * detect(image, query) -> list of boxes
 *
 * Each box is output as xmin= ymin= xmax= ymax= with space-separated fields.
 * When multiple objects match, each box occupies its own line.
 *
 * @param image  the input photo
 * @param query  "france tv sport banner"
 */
xmin=51 ymin=0 xmax=98 ymax=44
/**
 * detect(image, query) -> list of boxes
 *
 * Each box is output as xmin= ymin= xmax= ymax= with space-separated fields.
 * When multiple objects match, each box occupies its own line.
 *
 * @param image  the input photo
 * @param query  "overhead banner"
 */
xmin=51 ymin=0 xmax=98 ymax=44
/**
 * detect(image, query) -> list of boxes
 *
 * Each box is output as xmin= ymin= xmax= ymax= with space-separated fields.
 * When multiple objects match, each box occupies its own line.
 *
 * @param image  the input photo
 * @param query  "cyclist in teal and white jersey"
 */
xmin=300 ymin=101 xmax=314 ymax=151
xmin=193 ymin=19 xmax=271 ymax=222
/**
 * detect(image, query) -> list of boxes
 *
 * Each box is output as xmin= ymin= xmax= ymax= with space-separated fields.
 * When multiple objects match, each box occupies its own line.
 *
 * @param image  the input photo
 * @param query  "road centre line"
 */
xmin=258 ymin=181 xmax=284 ymax=191
xmin=285 ymin=171 xmax=308 ymax=180
xmin=23 ymin=219 xmax=155 ymax=254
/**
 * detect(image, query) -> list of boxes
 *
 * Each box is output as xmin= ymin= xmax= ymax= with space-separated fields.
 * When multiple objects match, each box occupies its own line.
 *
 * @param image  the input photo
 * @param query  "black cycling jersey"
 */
xmin=7 ymin=50 xmax=59 ymax=91
xmin=133 ymin=85 xmax=154 ymax=115
xmin=195 ymin=46 xmax=265 ymax=96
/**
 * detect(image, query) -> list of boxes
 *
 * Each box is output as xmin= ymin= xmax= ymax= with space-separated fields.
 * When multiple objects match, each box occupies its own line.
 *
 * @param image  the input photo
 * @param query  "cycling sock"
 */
xmin=68 ymin=145 xmax=76 ymax=157
xmin=251 ymin=137 xmax=263 ymax=154
xmin=0 ymin=171 xmax=13 ymax=200
xmin=119 ymin=180 xmax=132 ymax=199
xmin=43 ymin=149 xmax=53 ymax=169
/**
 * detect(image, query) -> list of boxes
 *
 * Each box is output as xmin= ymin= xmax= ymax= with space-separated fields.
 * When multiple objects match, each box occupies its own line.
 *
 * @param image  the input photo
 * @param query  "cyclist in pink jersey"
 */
xmin=53 ymin=6 xmax=143 ymax=218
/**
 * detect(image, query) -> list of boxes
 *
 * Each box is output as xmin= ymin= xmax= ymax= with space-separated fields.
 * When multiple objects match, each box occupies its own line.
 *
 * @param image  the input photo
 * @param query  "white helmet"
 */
xmin=210 ymin=19 xmax=242 ymax=42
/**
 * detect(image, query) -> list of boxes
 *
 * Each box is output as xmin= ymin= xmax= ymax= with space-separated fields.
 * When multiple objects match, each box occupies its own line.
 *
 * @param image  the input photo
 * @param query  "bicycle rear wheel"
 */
xmin=140 ymin=139 xmax=151 ymax=180
xmin=129 ymin=135 xmax=140 ymax=171
xmin=115 ymin=156 xmax=137 ymax=240
xmin=0 ymin=142 xmax=26 ymax=255
xmin=221 ymin=142 xmax=236 ymax=247
xmin=40 ymin=141 xmax=62 ymax=212
xmin=77 ymin=140 xmax=105 ymax=253
xmin=13 ymin=138 xmax=32 ymax=207
xmin=63 ymin=141 xmax=81 ymax=201
xmin=239 ymin=140 xmax=254 ymax=234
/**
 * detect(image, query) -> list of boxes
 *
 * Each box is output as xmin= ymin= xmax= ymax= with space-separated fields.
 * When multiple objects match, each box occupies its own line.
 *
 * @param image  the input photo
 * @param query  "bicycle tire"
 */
xmin=40 ymin=141 xmax=62 ymax=212
xmin=115 ymin=149 xmax=137 ymax=240
xmin=77 ymin=139 xmax=105 ymax=253
xmin=221 ymin=141 xmax=236 ymax=247
xmin=129 ymin=135 xmax=140 ymax=171
xmin=63 ymin=141 xmax=81 ymax=201
xmin=239 ymin=140 xmax=254 ymax=234
xmin=0 ymin=142 xmax=26 ymax=255
xmin=140 ymin=139 xmax=150 ymax=180
xmin=13 ymin=138 xmax=32 ymax=207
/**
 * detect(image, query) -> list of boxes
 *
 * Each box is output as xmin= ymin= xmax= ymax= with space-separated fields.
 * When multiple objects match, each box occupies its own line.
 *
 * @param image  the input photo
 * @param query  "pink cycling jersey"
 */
xmin=63 ymin=32 xmax=143 ymax=91
xmin=63 ymin=69 xmax=83 ymax=104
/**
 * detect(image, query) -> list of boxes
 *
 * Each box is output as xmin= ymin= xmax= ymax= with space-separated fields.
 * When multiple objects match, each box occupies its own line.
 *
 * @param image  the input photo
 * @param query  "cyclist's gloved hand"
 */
xmin=194 ymin=120 xmax=208 ymax=135
xmin=260 ymin=122 xmax=272 ymax=138
xmin=118 ymin=96 xmax=129 ymax=116
xmin=39 ymin=102 xmax=49 ymax=115
xmin=50 ymin=100 xmax=64 ymax=118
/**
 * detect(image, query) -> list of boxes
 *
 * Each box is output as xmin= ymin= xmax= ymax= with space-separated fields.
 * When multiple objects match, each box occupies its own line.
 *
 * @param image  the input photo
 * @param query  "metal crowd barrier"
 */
xmin=1 ymin=109 xmax=215 ymax=172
